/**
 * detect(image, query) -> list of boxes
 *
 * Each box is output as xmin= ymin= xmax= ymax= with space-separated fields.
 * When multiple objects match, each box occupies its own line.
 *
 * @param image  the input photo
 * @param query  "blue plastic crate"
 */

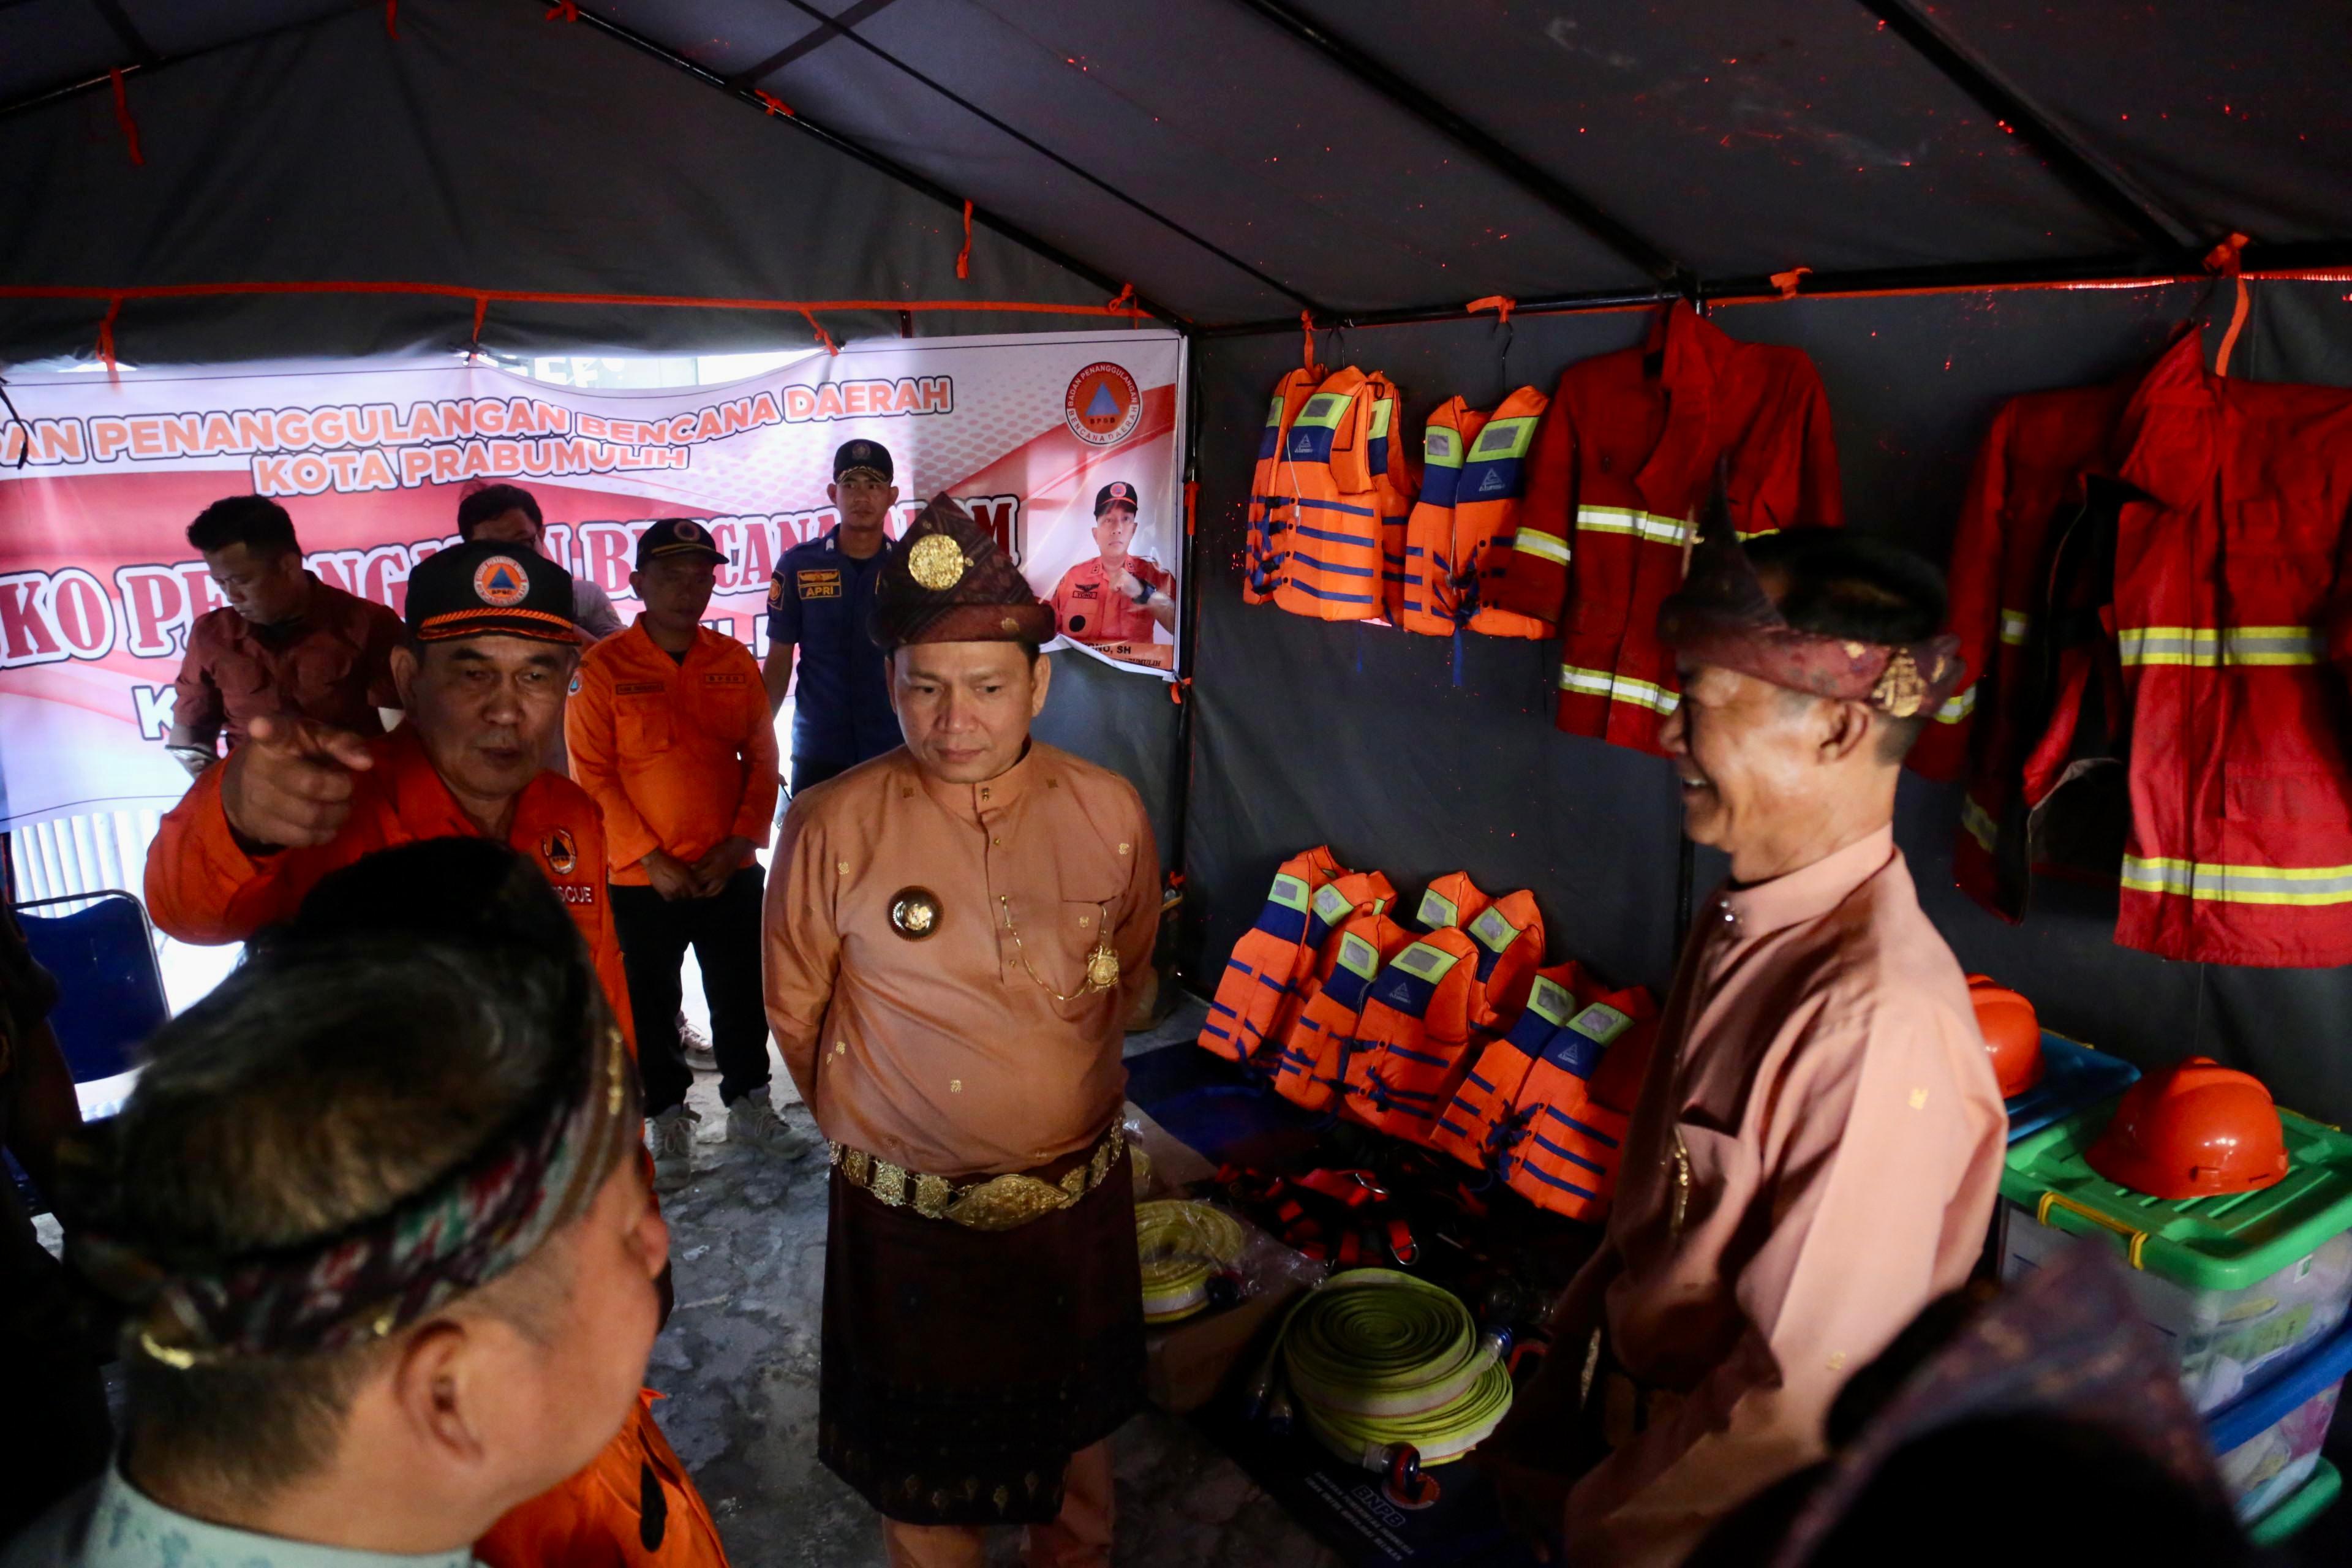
xmin=2208 ymin=1313 xmax=2352 ymax=1527
xmin=2004 ymin=1031 xmax=2140 ymax=1144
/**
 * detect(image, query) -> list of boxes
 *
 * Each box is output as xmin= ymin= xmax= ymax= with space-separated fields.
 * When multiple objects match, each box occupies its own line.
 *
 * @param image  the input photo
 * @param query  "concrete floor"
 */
xmin=647 ymin=997 xmax=1342 ymax=1567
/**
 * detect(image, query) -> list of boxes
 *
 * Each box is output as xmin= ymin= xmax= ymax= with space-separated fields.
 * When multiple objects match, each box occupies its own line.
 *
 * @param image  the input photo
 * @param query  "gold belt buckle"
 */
xmin=829 ymin=1126 xmax=1125 ymax=1231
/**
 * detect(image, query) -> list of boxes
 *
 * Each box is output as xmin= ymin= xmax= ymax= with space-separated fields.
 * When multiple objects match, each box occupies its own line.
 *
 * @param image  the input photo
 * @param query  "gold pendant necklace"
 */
xmin=1000 ymin=895 xmax=1121 ymax=1001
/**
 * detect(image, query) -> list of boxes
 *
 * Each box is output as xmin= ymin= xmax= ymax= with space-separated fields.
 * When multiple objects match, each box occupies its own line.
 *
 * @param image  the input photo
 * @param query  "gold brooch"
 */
xmin=907 ymin=533 xmax=967 ymax=590
xmin=1871 ymin=649 xmax=1926 ymax=718
xmin=889 ymin=887 xmax=943 ymax=940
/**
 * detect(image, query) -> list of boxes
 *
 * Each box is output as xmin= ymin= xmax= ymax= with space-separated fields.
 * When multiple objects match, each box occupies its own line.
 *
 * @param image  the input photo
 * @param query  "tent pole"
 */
xmin=764 ymin=0 xmax=1330 ymax=318
xmin=1222 ymin=0 xmax=1684 ymax=287
xmin=1856 ymin=0 xmax=2198 ymax=249
xmin=1167 ymin=334 xmax=1206 ymax=978
xmin=1193 ymin=241 xmax=2352 ymax=339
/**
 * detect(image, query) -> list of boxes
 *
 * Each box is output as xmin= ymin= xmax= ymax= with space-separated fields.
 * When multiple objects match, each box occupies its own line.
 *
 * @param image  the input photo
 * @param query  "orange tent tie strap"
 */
xmin=1770 ymin=267 xmax=1814 ymax=299
xmin=1466 ymin=295 xmax=1515 ymax=326
xmin=383 ymin=0 xmax=398 ymax=39
xmin=1183 ymin=480 xmax=1199 ymax=538
xmin=545 ymin=1 xmax=578 ymax=18
xmin=2204 ymin=232 xmax=2252 ymax=376
xmin=470 ymin=295 xmax=489 ymax=355
xmin=96 ymin=298 xmax=123 ymax=385
xmin=1300 ymin=311 xmax=1316 ymax=372
xmin=108 ymin=69 xmax=143 ymax=167
xmin=799 ymin=309 xmax=839 ymax=356
xmin=755 ymin=91 xmax=793 ymax=118
xmin=956 ymin=200 xmax=974 ymax=282
xmin=1107 ymin=282 xmax=1141 ymax=323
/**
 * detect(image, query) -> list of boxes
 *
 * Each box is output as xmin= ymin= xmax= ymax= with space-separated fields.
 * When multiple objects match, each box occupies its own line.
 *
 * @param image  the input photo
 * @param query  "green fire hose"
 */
xmin=1137 ymin=1199 xmax=1249 ymax=1324
xmin=1277 ymin=1267 xmax=1514 ymax=1467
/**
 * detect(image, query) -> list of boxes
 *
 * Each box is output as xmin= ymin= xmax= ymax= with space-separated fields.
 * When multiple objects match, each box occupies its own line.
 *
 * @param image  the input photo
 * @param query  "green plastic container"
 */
xmin=2248 ymin=1456 xmax=2340 ymax=1547
xmin=1999 ymin=1105 xmax=2352 ymax=1412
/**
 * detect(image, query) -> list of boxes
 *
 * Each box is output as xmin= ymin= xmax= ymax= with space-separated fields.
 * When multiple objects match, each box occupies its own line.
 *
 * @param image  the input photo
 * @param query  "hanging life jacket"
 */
xmin=1400 ymin=389 xmax=1554 ymax=640
xmin=1460 ymin=889 xmax=1547 ymax=1030
xmin=1271 ymin=905 xmax=1415 ymax=1112
xmin=1244 ymin=367 xmax=1326 ymax=605
xmin=1198 ymin=845 xmax=1347 ymax=1068
xmin=1273 ymin=368 xmax=1391 ymax=621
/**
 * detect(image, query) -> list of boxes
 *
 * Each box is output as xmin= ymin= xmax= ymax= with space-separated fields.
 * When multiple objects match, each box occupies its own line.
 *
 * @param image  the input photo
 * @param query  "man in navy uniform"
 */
xmin=762 ymin=440 xmax=903 ymax=796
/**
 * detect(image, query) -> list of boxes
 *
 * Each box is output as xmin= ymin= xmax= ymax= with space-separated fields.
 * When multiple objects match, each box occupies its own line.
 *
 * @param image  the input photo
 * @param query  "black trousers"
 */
xmin=611 ymin=864 xmax=769 ymax=1115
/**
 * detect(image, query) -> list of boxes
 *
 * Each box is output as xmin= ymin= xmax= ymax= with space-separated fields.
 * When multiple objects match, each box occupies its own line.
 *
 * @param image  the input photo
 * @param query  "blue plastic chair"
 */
xmin=9 ymin=891 xmax=169 ymax=1213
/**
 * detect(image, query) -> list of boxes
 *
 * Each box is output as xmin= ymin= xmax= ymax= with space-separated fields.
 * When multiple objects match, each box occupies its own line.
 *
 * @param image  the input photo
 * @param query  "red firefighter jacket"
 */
xmin=1914 ymin=375 xmax=2137 ymax=919
xmin=1487 ymin=304 xmax=1844 ymax=755
xmin=2050 ymin=334 xmax=2352 ymax=965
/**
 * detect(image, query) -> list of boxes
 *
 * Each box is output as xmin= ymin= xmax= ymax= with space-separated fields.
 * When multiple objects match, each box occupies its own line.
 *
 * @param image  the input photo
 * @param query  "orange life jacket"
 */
xmin=1344 ymin=884 xmax=1546 ymax=1142
xmin=1503 ymin=987 xmax=1659 ymax=1223
xmin=1430 ymin=962 xmax=1584 ymax=1169
xmin=1400 ymin=389 xmax=1554 ymax=640
xmin=1244 ymin=368 xmax=1327 ymax=605
xmin=478 ymin=1390 xmax=729 ymax=1568
xmin=1409 ymin=870 xmax=1492 ymax=935
xmin=1198 ymin=845 xmax=1346 ymax=1067
xmin=1272 ymin=369 xmax=1398 ymax=621
xmin=1366 ymin=375 xmax=1418 ymax=623
xmin=1267 ymin=869 xmax=1396 ymax=1046
xmin=1270 ymin=904 xmax=1414 ymax=1112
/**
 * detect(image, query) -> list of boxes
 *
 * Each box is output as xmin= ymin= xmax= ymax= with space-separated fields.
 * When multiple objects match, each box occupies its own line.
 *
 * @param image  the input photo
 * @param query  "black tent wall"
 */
xmin=1183 ymin=280 xmax=2352 ymax=1127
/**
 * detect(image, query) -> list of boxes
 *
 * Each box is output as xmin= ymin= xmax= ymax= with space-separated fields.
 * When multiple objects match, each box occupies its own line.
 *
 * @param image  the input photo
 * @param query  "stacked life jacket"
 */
xmin=1344 ymin=878 xmax=1545 ymax=1142
xmin=1485 ymin=303 xmax=1844 ymax=756
xmin=1434 ymin=970 xmax=1657 ymax=1223
xmin=1270 ymin=901 xmax=1414 ymax=1112
xmin=2027 ymin=334 xmax=2352 ymax=966
xmin=1199 ymin=845 xmax=1346 ymax=1068
xmin=1909 ymin=375 xmax=2139 ymax=920
xmin=1399 ymin=388 xmax=1555 ymax=641
xmin=1244 ymin=367 xmax=1328 ymax=605
xmin=1265 ymin=870 xmax=1398 ymax=1047
xmin=1265 ymin=368 xmax=1415 ymax=621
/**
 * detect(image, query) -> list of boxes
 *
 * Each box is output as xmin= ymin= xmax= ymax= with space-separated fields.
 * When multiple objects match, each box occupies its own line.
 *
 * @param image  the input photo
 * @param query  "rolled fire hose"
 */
xmin=1136 ymin=1199 xmax=1249 ymax=1325
xmin=1278 ymin=1267 xmax=1513 ymax=1467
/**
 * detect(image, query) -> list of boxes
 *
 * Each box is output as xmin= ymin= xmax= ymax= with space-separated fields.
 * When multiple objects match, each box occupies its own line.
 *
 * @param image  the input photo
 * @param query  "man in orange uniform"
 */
xmin=1484 ymin=524 xmax=2005 ymax=1566
xmin=143 ymin=537 xmax=633 ymax=1053
xmin=764 ymin=498 xmax=1158 ymax=1568
xmin=1048 ymin=481 xmax=1176 ymax=652
xmin=570 ymin=518 xmax=787 ymax=1187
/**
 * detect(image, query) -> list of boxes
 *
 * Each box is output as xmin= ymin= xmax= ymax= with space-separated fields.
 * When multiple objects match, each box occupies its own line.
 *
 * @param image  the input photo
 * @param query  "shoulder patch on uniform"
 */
xmin=766 ymin=575 xmax=784 ymax=608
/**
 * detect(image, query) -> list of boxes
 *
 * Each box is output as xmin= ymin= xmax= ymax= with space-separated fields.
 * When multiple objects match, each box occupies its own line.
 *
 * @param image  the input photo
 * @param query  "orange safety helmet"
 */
xmin=1966 ymin=974 xmax=2045 ymax=1099
xmin=2085 ymin=1057 xmax=2290 ymax=1200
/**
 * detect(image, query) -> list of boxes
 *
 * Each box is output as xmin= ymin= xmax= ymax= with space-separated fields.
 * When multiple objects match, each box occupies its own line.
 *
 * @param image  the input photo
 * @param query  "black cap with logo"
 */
xmin=405 ymin=538 xmax=581 ymax=644
xmin=833 ymin=439 xmax=894 ymax=483
xmin=635 ymin=517 xmax=729 ymax=570
xmin=1094 ymin=481 xmax=1139 ymax=516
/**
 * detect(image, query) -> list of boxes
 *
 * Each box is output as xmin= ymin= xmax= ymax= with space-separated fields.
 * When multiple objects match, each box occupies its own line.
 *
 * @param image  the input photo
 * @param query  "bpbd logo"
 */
xmin=1065 ymin=362 xmax=1142 ymax=447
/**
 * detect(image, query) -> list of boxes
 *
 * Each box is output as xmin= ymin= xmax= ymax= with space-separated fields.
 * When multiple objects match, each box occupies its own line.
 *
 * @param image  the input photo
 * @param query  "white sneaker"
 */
xmin=678 ymin=1014 xmax=717 ymax=1071
xmin=646 ymin=1104 xmax=700 ymax=1190
xmin=725 ymin=1094 xmax=807 ymax=1157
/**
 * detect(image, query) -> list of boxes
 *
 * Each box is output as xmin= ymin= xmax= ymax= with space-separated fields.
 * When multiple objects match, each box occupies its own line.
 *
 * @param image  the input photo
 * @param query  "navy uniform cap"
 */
xmin=406 ymin=538 xmax=582 ymax=644
xmin=1095 ymin=481 xmax=1139 ymax=516
xmin=636 ymin=517 xmax=729 ymax=570
xmin=833 ymin=440 xmax=894 ymax=483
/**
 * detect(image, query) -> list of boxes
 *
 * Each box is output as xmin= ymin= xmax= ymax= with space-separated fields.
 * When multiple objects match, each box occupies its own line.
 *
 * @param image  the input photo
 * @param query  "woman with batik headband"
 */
xmin=9 ymin=845 xmax=669 ymax=1568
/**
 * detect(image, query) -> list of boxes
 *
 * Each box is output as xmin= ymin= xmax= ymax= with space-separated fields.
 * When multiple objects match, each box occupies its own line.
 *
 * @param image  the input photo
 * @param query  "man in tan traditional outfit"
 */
xmin=762 ymin=496 xmax=1159 ymax=1568
xmin=1485 ymin=521 xmax=2008 ymax=1566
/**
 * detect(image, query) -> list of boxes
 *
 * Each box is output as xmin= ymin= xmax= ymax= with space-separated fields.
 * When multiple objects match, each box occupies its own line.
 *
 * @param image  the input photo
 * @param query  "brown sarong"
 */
xmin=818 ymin=1140 xmax=1144 ymax=1526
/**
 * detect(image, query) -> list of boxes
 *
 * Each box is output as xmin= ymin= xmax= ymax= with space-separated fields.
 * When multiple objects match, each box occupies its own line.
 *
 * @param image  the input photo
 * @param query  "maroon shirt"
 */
xmin=171 ymin=572 xmax=404 ymax=751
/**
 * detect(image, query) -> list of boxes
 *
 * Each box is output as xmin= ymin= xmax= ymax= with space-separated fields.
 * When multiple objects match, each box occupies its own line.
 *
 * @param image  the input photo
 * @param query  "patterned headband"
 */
xmin=75 ymin=1022 xmax=634 ymax=1367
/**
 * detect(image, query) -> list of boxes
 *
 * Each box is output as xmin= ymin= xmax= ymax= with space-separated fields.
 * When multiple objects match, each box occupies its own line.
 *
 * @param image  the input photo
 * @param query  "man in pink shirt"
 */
xmin=1487 ymin=520 xmax=2007 ymax=1566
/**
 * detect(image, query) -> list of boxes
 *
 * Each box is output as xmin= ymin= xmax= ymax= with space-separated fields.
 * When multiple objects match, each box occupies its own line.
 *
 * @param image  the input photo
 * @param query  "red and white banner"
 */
xmin=0 ymin=329 xmax=1186 ymax=832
